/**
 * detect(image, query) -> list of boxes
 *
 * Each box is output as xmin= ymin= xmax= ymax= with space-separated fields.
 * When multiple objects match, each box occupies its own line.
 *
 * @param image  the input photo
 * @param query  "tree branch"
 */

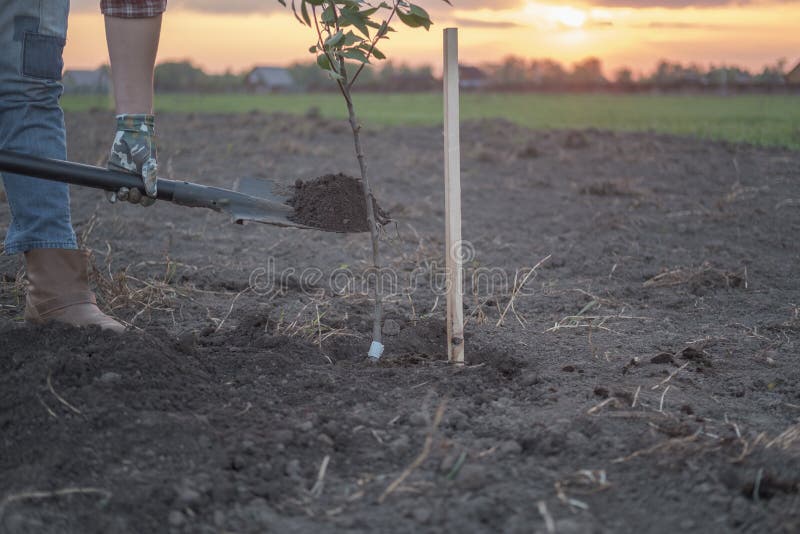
xmin=312 ymin=5 xmax=339 ymax=77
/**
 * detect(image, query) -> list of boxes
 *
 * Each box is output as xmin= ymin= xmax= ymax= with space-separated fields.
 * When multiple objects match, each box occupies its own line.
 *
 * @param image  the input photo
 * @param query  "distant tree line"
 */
xmin=285 ymin=61 xmax=437 ymax=92
xmin=152 ymin=60 xmax=436 ymax=93
xmin=154 ymin=61 xmax=244 ymax=93
xmin=482 ymin=56 xmax=791 ymax=93
xmin=150 ymin=57 xmax=795 ymax=93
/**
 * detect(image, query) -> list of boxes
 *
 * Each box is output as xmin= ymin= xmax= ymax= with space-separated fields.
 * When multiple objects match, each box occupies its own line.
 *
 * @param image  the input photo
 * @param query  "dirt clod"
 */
xmin=594 ymin=386 xmax=610 ymax=398
xmin=564 ymin=131 xmax=589 ymax=149
xmin=383 ymin=318 xmax=402 ymax=336
xmin=288 ymin=173 xmax=388 ymax=232
xmin=651 ymin=352 xmax=676 ymax=365
xmin=517 ymin=143 xmax=540 ymax=159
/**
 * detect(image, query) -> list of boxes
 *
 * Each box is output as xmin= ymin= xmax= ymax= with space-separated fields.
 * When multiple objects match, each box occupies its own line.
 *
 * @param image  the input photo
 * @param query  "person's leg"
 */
xmin=104 ymin=15 xmax=162 ymax=114
xmin=0 ymin=0 xmax=76 ymax=254
xmin=0 ymin=0 xmax=123 ymax=332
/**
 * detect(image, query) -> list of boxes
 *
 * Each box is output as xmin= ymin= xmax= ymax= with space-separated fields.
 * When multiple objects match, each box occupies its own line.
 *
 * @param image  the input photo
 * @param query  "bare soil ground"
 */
xmin=1 ymin=111 xmax=799 ymax=533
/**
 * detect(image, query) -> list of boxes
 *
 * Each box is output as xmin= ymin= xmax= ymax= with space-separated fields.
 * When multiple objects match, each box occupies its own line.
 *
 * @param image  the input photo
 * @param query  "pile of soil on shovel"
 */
xmin=288 ymin=173 xmax=387 ymax=233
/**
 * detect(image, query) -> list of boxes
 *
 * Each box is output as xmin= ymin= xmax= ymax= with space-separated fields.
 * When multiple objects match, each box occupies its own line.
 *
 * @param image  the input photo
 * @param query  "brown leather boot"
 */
xmin=24 ymin=248 xmax=125 ymax=333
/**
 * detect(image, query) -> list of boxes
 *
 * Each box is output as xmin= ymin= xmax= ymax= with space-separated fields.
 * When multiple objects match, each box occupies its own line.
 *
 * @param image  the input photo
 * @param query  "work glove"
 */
xmin=107 ymin=114 xmax=158 ymax=206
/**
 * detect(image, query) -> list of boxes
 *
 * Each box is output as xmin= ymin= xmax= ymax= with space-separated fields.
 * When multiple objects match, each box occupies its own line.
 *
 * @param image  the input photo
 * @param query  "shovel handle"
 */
xmin=0 ymin=149 xmax=178 ymax=201
xmin=0 ymin=149 xmax=298 ymax=224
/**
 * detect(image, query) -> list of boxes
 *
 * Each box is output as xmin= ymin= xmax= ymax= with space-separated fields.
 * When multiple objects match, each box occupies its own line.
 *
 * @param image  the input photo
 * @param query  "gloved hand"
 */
xmin=107 ymin=114 xmax=158 ymax=206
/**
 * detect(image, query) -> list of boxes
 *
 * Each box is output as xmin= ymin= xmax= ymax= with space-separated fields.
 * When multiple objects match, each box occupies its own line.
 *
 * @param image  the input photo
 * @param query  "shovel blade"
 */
xmin=235 ymin=176 xmax=291 ymax=205
xmin=230 ymin=176 xmax=309 ymax=228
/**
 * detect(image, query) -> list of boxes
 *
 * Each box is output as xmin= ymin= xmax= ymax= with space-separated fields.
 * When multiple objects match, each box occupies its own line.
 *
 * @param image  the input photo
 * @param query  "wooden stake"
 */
xmin=443 ymin=28 xmax=464 ymax=364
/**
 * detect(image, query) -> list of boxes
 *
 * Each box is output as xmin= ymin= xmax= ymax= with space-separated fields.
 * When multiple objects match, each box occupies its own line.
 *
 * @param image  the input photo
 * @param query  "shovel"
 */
xmin=0 ymin=149 xmax=309 ymax=229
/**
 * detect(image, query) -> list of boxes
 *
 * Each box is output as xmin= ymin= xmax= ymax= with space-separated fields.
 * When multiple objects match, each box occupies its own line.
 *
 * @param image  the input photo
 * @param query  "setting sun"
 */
xmin=551 ymin=6 xmax=588 ymax=29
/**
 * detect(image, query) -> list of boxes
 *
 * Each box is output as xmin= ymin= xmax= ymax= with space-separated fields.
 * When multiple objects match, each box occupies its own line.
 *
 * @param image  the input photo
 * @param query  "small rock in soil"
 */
xmin=297 ymin=420 xmax=314 ymax=432
xmin=498 ymin=440 xmax=523 ymax=456
xmin=284 ymin=459 xmax=302 ymax=479
xmin=272 ymin=429 xmax=294 ymax=446
xmin=176 ymin=330 xmax=198 ymax=354
xmin=176 ymin=484 xmax=203 ymax=506
xmin=456 ymin=464 xmax=492 ymax=490
xmin=382 ymin=318 xmax=401 ymax=337
xmin=408 ymin=412 xmax=428 ymax=427
xmin=246 ymin=498 xmax=279 ymax=526
xmin=98 ymin=371 xmax=121 ymax=384
xmin=622 ymin=357 xmax=640 ymax=374
xmin=317 ymin=433 xmax=334 ymax=447
xmin=565 ymin=431 xmax=590 ymax=448
xmin=519 ymin=371 xmax=540 ymax=387
xmin=389 ymin=434 xmax=411 ymax=455
xmin=446 ymin=410 xmax=469 ymax=430
xmin=168 ymin=510 xmax=185 ymax=527
xmin=412 ymin=506 xmax=432 ymax=524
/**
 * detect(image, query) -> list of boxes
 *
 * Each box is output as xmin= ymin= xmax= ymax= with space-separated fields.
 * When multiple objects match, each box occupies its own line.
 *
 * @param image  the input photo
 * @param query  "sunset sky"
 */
xmin=65 ymin=0 xmax=799 ymax=76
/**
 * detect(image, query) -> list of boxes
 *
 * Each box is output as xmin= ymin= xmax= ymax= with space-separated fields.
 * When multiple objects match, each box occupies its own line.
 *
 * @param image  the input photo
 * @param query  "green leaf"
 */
xmin=340 ymin=8 xmax=370 ymax=37
xmin=320 ymin=4 xmax=335 ymax=23
xmin=396 ymin=10 xmax=422 ymax=28
xmin=290 ymin=0 xmax=304 ymax=25
xmin=338 ymin=48 xmax=370 ymax=63
xmin=325 ymin=30 xmax=346 ymax=48
xmin=300 ymin=1 xmax=311 ymax=26
xmin=316 ymin=54 xmax=332 ymax=70
xmin=326 ymin=69 xmax=344 ymax=81
xmin=371 ymin=47 xmax=386 ymax=60
xmin=309 ymin=45 xmax=318 ymax=53
xmin=409 ymin=4 xmax=431 ymax=22
xmin=343 ymin=31 xmax=362 ymax=46
xmin=397 ymin=9 xmax=431 ymax=30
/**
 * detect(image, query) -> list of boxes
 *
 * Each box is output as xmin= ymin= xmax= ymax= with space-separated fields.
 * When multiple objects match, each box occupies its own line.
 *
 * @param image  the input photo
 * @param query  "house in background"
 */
xmin=245 ymin=67 xmax=297 ymax=93
xmin=786 ymin=60 xmax=800 ymax=86
xmin=62 ymin=68 xmax=110 ymax=94
xmin=458 ymin=65 xmax=489 ymax=90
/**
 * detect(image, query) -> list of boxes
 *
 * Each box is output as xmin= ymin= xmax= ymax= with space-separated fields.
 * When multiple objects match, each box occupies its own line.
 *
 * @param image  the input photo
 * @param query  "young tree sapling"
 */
xmin=277 ymin=0 xmax=452 ymax=358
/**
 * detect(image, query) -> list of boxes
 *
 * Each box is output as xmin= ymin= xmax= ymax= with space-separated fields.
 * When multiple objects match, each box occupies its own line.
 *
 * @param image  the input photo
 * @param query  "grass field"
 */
xmin=62 ymin=92 xmax=800 ymax=149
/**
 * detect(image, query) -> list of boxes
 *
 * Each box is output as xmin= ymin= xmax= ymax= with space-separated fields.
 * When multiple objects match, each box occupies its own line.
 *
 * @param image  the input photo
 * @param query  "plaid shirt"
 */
xmin=100 ymin=0 xmax=167 ymax=18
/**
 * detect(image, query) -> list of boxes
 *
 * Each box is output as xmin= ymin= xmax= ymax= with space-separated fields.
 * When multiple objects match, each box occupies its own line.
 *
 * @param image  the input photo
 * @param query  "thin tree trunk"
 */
xmin=342 ymin=87 xmax=382 ymax=346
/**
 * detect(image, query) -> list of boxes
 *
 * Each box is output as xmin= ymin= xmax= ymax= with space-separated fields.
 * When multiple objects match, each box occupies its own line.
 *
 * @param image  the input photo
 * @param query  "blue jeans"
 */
xmin=0 ymin=0 xmax=77 ymax=255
